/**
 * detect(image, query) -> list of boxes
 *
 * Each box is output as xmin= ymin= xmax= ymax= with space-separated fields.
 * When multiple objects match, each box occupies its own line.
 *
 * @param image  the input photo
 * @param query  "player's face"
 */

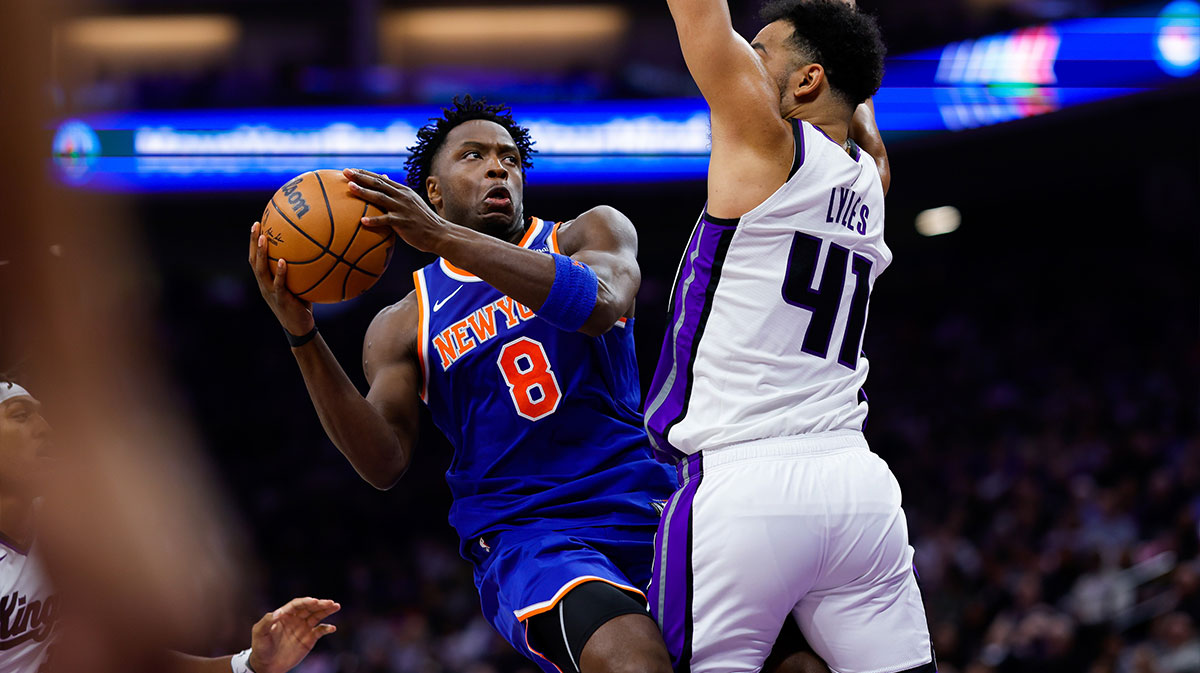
xmin=428 ymin=120 xmax=526 ymax=236
xmin=0 ymin=395 xmax=51 ymax=489
xmin=752 ymin=21 xmax=810 ymax=113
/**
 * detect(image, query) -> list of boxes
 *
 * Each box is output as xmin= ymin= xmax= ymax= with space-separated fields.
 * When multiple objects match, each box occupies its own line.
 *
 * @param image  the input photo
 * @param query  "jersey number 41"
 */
xmin=782 ymin=232 xmax=874 ymax=370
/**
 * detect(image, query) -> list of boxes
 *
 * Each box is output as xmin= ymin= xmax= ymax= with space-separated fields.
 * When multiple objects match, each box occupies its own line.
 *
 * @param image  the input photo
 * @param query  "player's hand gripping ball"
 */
xmin=260 ymin=170 xmax=396 ymax=303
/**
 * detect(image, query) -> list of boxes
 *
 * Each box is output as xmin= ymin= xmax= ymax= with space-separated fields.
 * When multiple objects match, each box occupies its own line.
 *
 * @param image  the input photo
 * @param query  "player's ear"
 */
xmin=791 ymin=63 xmax=824 ymax=100
xmin=426 ymin=176 xmax=443 ymax=212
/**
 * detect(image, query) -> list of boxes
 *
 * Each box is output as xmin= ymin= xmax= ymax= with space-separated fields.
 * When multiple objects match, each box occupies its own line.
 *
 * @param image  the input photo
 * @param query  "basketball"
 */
xmin=260 ymin=170 xmax=395 ymax=303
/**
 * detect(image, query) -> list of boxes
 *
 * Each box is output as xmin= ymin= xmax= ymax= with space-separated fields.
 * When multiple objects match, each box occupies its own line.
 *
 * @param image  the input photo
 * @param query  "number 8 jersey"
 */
xmin=412 ymin=217 xmax=675 ymax=556
xmin=645 ymin=119 xmax=892 ymax=460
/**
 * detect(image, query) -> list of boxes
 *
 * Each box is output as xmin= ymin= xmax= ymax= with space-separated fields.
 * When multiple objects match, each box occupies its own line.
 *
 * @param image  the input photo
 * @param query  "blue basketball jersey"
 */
xmin=411 ymin=217 xmax=675 ymax=557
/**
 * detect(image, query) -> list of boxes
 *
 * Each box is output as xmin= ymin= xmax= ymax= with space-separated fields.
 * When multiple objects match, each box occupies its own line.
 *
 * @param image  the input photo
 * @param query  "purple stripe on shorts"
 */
xmin=645 ymin=216 xmax=737 ymax=458
xmin=648 ymin=454 xmax=704 ymax=671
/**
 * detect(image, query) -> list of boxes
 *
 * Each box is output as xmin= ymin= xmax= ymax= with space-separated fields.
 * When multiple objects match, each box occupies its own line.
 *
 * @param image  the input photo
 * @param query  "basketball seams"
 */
xmin=269 ymin=197 xmax=383 ymax=276
xmin=268 ymin=171 xmax=392 ymax=302
xmin=294 ymin=253 xmax=344 ymax=298
xmin=341 ymin=232 xmax=393 ymax=300
xmin=334 ymin=200 xmax=371 ymax=294
xmin=266 ymin=199 xmax=330 ymax=265
xmin=270 ymin=198 xmax=326 ymax=250
xmin=313 ymin=171 xmax=337 ymax=249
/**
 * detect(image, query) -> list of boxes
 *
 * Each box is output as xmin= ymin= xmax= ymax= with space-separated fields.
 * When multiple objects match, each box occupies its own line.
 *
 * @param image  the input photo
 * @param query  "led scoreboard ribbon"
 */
xmin=53 ymin=0 xmax=1199 ymax=191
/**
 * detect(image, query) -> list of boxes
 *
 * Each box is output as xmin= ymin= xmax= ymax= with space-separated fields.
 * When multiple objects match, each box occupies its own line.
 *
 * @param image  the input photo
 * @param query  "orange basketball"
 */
xmin=260 ymin=170 xmax=396 ymax=303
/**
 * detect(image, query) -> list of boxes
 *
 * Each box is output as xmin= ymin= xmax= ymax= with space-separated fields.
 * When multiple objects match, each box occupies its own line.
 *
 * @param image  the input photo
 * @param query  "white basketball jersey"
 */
xmin=645 ymin=119 xmax=891 ymax=457
xmin=0 ymin=540 xmax=57 ymax=673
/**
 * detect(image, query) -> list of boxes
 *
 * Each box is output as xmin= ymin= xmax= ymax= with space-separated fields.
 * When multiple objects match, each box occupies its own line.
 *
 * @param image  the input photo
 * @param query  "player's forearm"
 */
xmin=435 ymin=223 xmax=555 ymax=310
xmin=665 ymin=0 xmax=733 ymax=37
xmin=433 ymin=224 xmax=626 ymax=337
xmin=665 ymin=0 xmax=739 ymax=96
xmin=291 ymin=336 xmax=409 ymax=489
xmin=851 ymin=99 xmax=890 ymax=194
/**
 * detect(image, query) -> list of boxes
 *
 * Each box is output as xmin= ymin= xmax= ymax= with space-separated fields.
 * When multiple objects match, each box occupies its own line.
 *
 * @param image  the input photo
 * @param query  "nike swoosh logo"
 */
xmin=433 ymin=286 xmax=463 ymax=312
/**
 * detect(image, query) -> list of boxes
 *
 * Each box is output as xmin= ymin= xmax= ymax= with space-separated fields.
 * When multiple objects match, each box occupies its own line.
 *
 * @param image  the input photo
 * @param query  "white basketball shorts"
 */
xmin=648 ymin=432 xmax=935 ymax=673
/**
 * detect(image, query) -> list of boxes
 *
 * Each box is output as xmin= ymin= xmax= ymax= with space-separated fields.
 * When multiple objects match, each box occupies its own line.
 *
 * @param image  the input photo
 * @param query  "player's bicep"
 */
xmin=558 ymin=207 xmax=640 ymax=316
xmin=364 ymin=360 xmax=420 ymax=446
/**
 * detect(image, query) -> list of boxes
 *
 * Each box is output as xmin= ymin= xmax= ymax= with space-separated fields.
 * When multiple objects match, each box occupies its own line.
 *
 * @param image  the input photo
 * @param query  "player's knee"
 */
xmin=597 ymin=652 xmax=671 ymax=673
xmin=584 ymin=642 xmax=671 ymax=673
xmin=580 ymin=613 xmax=671 ymax=673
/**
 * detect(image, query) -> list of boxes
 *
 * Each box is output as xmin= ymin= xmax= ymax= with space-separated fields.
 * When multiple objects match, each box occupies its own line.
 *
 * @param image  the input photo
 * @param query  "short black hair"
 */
xmin=0 ymin=374 xmax=22 ymax=395
xmin=404 ymin=95 xmax=536 ymax=204
xmin=759 ymin=0 xmax=886 ymax=108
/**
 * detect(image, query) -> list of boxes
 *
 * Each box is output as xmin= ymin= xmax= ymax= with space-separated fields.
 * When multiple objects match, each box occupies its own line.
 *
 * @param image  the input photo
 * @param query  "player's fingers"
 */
xmin=346 ymin=181 xmax=396 ymax=211
xmin=273 ymin=260 xmax=288 ymax=294
xmin=277 ymin=596 xmax=316 ymax=619
xmin=360 ymin=215 xmax=393 ymax=229
xmin=249 ymin=222 xmax=260 ymax=265
xmin=277 ymin=597 xmax=312 ymax=613
xmin=345 ymin=167 xmax=391 ymax=188
xmin=305 ymin=610 xmax=327 ymax=628
xmin=253 ymin=234 xmax=275 ymax=287
xmin=252 ymin=611 xmax=275 ymax=638
xmin=313 ymin=624 xmax=337 ymax=640
xmin=250 ymin=233 xmax=270 ymax=284
xmin=288 ymin=597 xmax=337 ymax=615
xmin=309 ymin=601 xmax=341 ymax=622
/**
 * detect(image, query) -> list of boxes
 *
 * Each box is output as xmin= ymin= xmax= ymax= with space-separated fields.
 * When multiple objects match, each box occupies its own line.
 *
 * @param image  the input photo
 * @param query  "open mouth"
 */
xmin=483 ymin=185 xmax=513 ymax=210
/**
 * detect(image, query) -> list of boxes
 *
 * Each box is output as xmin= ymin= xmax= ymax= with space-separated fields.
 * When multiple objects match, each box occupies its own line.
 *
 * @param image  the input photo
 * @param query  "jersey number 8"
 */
xmin=497 ymin=337 xmax=563 ymax=421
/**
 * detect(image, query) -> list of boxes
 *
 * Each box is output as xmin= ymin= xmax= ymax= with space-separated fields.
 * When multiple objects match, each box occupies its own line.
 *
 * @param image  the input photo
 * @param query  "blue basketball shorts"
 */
xmin=468 ymin=524 xmax=659 ymax=673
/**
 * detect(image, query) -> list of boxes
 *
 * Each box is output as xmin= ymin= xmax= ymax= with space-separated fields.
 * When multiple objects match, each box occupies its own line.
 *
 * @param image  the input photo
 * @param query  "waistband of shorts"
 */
xmin=677 ymin=431 xmax=869 ymax=481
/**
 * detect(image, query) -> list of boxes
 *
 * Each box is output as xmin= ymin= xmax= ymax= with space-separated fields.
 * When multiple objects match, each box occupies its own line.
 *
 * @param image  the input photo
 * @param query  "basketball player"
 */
xmin=249 ymin=97 xmax=677 ymax=673
xmin=645 ymin=2 xmax=935 ymax=673
xmin=0 ymin=379 xmax=340 ymax=673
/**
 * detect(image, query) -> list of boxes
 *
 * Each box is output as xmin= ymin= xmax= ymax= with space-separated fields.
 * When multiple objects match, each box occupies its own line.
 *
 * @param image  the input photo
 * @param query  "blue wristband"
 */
xmin=538 ymin=253 xmax=598 ymax=332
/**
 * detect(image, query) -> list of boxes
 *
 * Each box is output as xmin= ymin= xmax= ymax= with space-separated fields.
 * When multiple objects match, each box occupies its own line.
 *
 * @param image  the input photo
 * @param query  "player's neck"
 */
xmin=491 ymin=212 xmax=528 ymax=246
xmin=785 ymin=101 xmax=851 ymax=147
xmin=0 ymin=491 xmax=36 ymax=551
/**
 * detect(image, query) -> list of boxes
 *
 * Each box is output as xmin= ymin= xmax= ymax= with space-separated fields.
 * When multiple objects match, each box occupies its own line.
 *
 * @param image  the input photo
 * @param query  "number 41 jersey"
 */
xmin=413 ymin=217 xmax=674 ymax=556
xmin=646 ymin=119 xmax=892 ymax=459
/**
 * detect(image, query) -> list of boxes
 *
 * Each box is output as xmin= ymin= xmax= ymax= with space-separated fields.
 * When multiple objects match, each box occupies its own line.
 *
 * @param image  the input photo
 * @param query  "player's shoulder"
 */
xmin=556 ymin=205 xmax=636 ymax=253
xmin=364 ymin=291 xmax=419 ymax=366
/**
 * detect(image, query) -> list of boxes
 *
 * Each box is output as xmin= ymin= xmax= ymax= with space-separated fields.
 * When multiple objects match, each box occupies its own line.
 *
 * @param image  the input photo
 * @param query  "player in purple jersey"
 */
xmin=647 ymin=1 xmax=935 ymax=673
xmin=249 ymin=98 xmax=676 ymax=673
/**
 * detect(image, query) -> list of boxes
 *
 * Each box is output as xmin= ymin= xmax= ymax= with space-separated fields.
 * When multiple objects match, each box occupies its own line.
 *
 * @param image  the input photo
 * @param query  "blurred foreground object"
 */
xmin=1 ymin=2 xmax=246 ymax=671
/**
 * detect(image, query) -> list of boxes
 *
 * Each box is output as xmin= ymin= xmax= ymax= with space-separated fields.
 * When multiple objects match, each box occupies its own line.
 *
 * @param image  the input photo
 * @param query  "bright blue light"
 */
xmin=1155 ymin=0 xmax=1200 ymax=76
xmin=51 ymin=1 xmax=1198 ymax=192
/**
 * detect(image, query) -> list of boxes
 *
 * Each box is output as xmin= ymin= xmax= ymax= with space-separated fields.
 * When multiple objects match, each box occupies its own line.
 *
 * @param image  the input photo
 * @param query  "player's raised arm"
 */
xmin=664 ymin=0 xmax=795 ymax=218
xmin=665 ymin=0 xmax=781 ymax=125
xmin=249 ymin=223 xmax=416 ymax=490
xmin=838 ymin=0 xmax=890 ymax=193
xmin=346 ymin=170 xmax=637 ymax=338
xmin=853 ymin=99 xmax=891 ymax=194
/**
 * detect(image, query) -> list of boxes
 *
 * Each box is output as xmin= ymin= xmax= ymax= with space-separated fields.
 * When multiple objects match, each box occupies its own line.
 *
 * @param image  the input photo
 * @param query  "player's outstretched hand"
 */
xmin=343 ymin=168 xmax=446 ymax=254
xmin=249 ymin=221 xmax=315 ymax=337
xmin=247 ymin=597 xmax=340 ymax=673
